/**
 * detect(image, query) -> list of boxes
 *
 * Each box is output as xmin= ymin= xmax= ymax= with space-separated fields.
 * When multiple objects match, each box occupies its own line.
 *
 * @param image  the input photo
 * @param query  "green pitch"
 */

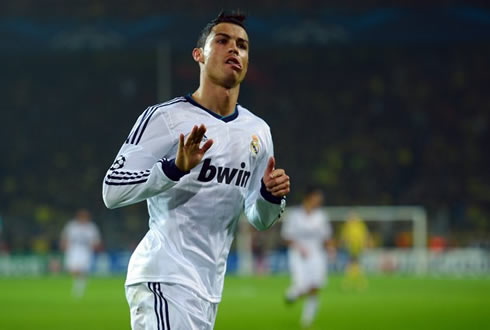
xmin=0 ymin=275 xmax=488 ymax=330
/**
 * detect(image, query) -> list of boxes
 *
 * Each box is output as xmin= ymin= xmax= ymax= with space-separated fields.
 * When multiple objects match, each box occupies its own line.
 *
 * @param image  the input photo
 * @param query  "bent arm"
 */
xmin=103 ymin=156 xmax=187 ymax=209
xmin=243 ymin=128 xmax=285 ymax=231
xmin=245 ymin=180 xmax=285 ymax=231
xmin=102 ymin=108 xmax=188 ymax=209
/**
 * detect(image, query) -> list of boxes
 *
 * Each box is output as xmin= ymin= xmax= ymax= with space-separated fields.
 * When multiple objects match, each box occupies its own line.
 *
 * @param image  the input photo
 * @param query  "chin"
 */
xmin=221 ymin=77 xmax=240 ymax=89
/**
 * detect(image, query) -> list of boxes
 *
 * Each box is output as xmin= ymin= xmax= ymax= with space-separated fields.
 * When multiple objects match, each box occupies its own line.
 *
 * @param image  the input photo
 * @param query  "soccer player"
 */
xmin=60 ymin=208 xmax=102 ymax=298
xmin=340 ymin=212 xmax=369 ymax=290
xmin=281 ymin=187 xmax=332 ymax=329
xmin=102 ymin=11 xmax=290 ymax=330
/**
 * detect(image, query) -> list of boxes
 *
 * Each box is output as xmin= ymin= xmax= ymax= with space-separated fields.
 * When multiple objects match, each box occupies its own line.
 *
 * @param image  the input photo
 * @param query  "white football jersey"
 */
xmin=61 ymin=220 xmax=101 ymax=254
xmin=102 ymin=95 xmax=285 ymax=303
xmin=281 ymin=207 xmax=331 ymax=257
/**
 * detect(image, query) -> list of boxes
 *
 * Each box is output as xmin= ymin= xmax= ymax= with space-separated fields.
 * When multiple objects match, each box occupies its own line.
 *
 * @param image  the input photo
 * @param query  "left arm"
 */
xmin=244 ymin=128 xmax=290 ymax=231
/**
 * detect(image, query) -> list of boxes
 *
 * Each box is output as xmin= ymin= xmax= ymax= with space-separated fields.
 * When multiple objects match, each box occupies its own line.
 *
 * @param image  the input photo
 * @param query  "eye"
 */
xmin=217 ymin=38 xmax=227 ymax=44
xmin=237 ymin=41 xmax=248 ymax=50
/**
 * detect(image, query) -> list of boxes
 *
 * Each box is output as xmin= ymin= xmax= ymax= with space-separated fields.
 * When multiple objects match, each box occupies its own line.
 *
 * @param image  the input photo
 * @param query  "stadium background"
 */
xmin=0 ymin=1 xmax=489 ymax=329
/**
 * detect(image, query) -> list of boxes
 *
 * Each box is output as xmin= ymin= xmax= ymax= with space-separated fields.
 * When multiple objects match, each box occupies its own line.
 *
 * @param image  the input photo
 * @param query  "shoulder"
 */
xmin=63 ymin=221 xmax=76 ymax=232
xmin=237 ymin=104 xmax=270 ymax=131
xmin=316 ymin=209 xmax=328 ymax=219
xmin=132 ymin=96 xmax=189 ymax=125
xmin=146 ymin=96 xmax=189 ymax=116
xmin=125 ymin=97 xmax=189 ymax=145
xmin=285 ymin=208 xmax=300 ymax=221
xmin=65 ymin=220 xmax=76 ymax=228
xmin=237 ymin=104 xmax=273 ymax=152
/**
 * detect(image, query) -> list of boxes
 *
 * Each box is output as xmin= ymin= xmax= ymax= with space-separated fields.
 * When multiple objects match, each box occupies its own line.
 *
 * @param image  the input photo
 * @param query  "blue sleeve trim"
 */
xmin=260 ymin=179 xmax=284 ymax=205
xmin=160 ymin=158 xmax=189 ymax=181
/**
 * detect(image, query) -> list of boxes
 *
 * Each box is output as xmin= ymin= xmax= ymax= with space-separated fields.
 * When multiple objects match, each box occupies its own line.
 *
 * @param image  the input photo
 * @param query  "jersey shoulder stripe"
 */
xmin=126 ymin=105 xmax=157 ymax=145
xmin=125 ymin=97 xmax=187 ymax=146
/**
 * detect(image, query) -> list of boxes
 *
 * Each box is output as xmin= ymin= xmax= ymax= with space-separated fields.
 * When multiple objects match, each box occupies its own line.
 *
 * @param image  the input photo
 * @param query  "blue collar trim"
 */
xmin=185 ymin=94 xmax=239 ymax=123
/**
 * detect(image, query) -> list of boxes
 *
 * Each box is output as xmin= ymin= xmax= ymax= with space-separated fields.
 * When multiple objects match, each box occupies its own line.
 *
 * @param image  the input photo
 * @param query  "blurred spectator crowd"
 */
xmin=0 ymin=6 xmax=489 ymax=254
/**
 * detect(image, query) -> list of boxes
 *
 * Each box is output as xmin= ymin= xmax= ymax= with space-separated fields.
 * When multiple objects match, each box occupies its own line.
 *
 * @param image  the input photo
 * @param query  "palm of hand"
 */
xmin=175 ymin=124 xmax=214 ymax=172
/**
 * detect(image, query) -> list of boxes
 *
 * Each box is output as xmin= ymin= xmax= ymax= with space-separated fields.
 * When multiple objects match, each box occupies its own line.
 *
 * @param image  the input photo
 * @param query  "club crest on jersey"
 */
xmin=110 ymin=155 xmax=126 ymax=170
xmin=250 ymin=135 xmax=260 ymax=157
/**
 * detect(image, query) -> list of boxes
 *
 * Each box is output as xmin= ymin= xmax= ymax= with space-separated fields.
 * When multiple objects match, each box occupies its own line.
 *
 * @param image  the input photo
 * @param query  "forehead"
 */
xmin=209 ymin=22 xmax=249 ymax=42
xmin=308 ymin=190 xmax=324 ymax=199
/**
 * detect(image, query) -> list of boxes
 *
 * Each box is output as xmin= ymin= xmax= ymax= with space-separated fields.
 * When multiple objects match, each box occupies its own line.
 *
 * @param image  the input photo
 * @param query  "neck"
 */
xmin=192 ymin=80 xmax=240 ymax=117
xmin=303 ymin=202 xmax=314 ymax=214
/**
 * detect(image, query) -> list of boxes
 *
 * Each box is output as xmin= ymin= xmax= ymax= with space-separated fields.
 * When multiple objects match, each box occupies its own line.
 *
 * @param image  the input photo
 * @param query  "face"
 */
xmin=307 ymin=191 xmax=324 ymax=209
xmin=76 ymin=209 xmax=91 ymax=223
xmin=194 ymin=22 xmax=249 ymax=89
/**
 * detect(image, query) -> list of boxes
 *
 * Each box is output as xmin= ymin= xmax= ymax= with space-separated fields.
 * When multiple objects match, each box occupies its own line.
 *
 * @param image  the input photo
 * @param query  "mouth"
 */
xmin=225 ymin=57 xmax=242 ymax=70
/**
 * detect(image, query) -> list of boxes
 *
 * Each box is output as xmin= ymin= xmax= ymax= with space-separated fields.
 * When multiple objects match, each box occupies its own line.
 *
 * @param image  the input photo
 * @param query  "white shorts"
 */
xmin=64 ymin=249 xmax=92 ymax=273
xmin=125 ymin=282 xmax=218 ymax=330
xmin=288 ymin=250 xmax=327 ymax=294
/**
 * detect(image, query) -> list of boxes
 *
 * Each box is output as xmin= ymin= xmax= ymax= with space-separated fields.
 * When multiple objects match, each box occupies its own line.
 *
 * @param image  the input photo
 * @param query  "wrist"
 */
xmin=260 ymin=179 xmax=283 ymax=204
xmin=160 ymin=158 xmax=190 ymax=181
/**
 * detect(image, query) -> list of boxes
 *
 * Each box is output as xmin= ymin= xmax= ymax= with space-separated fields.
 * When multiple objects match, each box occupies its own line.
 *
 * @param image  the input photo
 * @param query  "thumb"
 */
xmin=265 ymin=156 xmax=275 ymax=177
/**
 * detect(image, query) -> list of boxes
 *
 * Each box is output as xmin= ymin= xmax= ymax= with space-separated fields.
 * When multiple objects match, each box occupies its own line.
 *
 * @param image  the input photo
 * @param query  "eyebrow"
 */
xmin=214 ymin=32 xmax=249 ymax=45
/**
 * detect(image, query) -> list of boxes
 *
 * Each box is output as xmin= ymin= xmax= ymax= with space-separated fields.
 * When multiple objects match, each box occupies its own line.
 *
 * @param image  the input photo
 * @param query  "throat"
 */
xmin=192 ymin=88 xmax=238 ymax=117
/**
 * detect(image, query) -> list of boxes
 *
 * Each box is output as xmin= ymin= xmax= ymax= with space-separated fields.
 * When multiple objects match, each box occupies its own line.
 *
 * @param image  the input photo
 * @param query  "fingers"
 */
xmin=200 ymin=139 xmax=214 ymax=153
xmin=264 ymin=156 xmax=275 ymax=177
xmin=184 ymin=125 xmax=197 ymax=147
xmin=270 ymin=180 xmax=289 ymax=194
xmin=178 ymin=133 xmax=185 ymax=150
xmin=270 ymin=168 xmax=285 ymax=179
xmin=194 ymin=124 xmax=207 ymax=144
xmin=265 ymin=171 xmax=290 ymax=197
xmin=266 ymin=174 xmax=289 ymax=190
xmin=185 ymin=124 xmax=208 ymax=147
xmin=271 ymin=187 xmax=290 ymax=197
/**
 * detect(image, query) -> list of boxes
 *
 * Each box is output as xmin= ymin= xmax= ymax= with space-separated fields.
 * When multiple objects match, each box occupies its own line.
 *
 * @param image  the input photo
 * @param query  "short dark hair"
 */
xmin=304 ymin=185 xmax=323 ymax=197
xmin=196 ymin=10 xmax=247 ymax=48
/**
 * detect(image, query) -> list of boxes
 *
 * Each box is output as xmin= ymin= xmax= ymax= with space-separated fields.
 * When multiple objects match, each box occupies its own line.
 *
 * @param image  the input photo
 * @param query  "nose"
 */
xmin=228 ymin=41 xmax=239 ymax=55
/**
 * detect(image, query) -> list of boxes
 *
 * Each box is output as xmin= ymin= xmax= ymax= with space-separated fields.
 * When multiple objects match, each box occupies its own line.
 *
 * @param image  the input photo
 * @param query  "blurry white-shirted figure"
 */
xmin=281 ymin=187 xmax=332 ymax=328
xmin=60 ymin=209 xmax=101 ymax=298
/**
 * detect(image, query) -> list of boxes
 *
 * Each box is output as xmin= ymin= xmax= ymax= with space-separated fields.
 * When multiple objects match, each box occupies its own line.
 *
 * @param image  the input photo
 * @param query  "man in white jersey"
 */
xmin=281 ymin=187 xmax=332 ymax=328
xmin=102 ymin=11 xmax=290 ymax=330
xmin=60 ymin=208 xmax=101 ymax=297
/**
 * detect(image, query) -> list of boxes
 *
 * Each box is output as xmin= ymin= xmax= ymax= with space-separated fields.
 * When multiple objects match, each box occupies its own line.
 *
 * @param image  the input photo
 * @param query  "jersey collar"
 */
xmin=185 ymin=94 xmax=239 ymax=123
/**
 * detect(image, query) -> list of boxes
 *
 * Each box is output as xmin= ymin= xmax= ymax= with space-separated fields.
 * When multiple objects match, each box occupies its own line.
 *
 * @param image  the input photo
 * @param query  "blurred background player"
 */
xmin=340 ymin=212 xmax=370 ymax=290
xmin=281 ymin=186 xmax=332 ymax=329
xmin=60 ymin=208 xmax=102 ymax=298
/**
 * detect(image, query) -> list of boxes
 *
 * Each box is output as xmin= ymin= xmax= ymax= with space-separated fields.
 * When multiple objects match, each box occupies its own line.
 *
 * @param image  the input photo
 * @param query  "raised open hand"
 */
xmin=175 ymin=124 xmax=214 ymax=172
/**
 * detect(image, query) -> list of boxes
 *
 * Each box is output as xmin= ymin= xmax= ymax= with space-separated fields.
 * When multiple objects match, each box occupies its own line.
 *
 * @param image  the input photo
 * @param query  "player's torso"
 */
xmin=163 ymin=104 xmax=262 ymax=198
xmin=133 ymin=100 xmax=269 ymax=290
xmin=290 ymin=210 xmax=326 ymax=250
xmin=148 ymin=101 xmax=267 ymax=239
xmin=66 ymin=222 xmax=95 ymax=250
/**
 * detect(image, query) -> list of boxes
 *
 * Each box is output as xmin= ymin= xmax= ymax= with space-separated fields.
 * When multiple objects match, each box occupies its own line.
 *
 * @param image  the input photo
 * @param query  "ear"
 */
xmin=192 ymin=47 xmax=204 ymax=64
